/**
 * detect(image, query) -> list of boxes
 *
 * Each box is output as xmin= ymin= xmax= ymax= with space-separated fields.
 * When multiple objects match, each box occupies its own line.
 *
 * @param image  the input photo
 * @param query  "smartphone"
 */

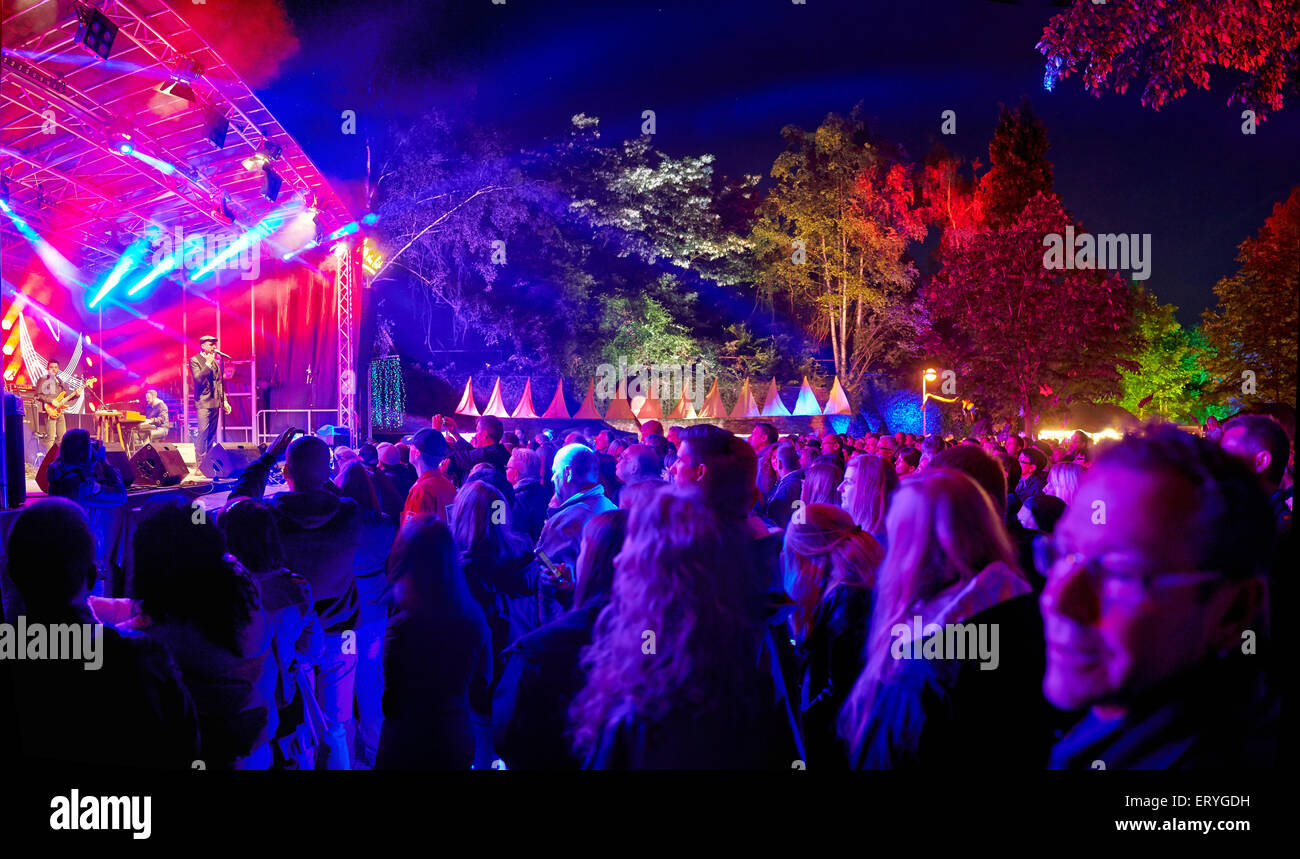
xmin=537 ymin=550 xmax=568 ymax=583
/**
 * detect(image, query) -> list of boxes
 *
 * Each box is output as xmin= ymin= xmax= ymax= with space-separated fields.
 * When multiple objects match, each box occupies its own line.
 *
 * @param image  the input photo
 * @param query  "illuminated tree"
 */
xmin=1201 ymin=186 xmax=1300 ymax=406
xmin=1038 ymin=0 xmax=1300 ymax=121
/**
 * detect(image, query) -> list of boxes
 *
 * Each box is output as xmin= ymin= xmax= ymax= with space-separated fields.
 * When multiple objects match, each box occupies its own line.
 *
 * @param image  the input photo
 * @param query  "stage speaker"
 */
xmin=130 ymin=443 xmax=190 ymax=487
xmin=104 ymin=449 xmax=135 ymax=489
xmin=35 ymin=443 xmax=59 ymax=493
xmin=199 ymin=442 xmax=262 ymax=480
xmin=4 ymin=392 xmax=25 ymax=508
xmin=317 ymin=425 xmax=351 ymax=447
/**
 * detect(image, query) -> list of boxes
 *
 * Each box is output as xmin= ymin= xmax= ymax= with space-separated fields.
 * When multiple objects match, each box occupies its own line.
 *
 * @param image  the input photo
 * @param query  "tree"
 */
xmin=1112 ymin=283 xmax=1204 ymax=422
xmin=1038 ymin=0 xmax=1300 ymax=121
xmin=977 ymin=99 xmax=1054 ymax=229
xmin=749 ymin=108 xmax=926 ymax=392
xmin=923 ymin=192 xmax=1140 ymax=434
xmin=1201 ymin=185 xmax=1300 ymax=406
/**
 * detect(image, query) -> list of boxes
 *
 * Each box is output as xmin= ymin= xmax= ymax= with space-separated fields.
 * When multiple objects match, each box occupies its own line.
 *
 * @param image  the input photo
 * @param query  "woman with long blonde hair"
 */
xmin=782 ymin=503 xmax=882 ymax=768
xmin=839 ymin=468 xmax=1052 ymax=769
xmin=838 ymin=454 xmax=898 ymax=547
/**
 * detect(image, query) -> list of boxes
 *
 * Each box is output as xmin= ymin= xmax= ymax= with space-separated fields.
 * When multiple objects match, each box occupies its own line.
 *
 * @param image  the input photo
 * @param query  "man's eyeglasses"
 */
xmin=1033 ymin=535 xmax=1224 ymax=604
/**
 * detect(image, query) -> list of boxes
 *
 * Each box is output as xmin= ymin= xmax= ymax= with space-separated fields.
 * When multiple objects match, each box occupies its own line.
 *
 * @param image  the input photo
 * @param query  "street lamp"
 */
xmin=922 ymin=367 xmax=938 ymax=437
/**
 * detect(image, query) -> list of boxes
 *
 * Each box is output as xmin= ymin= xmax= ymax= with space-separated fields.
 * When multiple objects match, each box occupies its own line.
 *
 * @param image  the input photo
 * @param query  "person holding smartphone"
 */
xmin=45 ymin=428 xmax=128 ymax=510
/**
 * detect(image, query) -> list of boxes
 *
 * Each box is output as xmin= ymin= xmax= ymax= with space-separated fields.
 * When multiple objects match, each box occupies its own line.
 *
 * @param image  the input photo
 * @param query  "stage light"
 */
xmin=158 ymin=80 xmax=197 ymax=102
xmin=362 ymin=213 xmax=379 ymax=225
xmin=205 ymin=110 xmax=230 ymax=149
xmin=74 ymin=4 xmax=119 ymax=61
xmin=89 ymin=235 xmax=151 ymax=308
xmin=362 ymin=237 xmax=384 ymax=275
xmin=2 ymin=345 xmax=11 ymax=356
xmin=127 ymin=148 xmax=178 ymax=176
xmin=262 ymin=165 xmax=283 ymax=202
xmin=211 ymin=195 xmax=235 ymax=226
xmin=0 ymin=175 xmax=9 ymax=204
xmin=1 ymin=319 xmax=10 ymax=330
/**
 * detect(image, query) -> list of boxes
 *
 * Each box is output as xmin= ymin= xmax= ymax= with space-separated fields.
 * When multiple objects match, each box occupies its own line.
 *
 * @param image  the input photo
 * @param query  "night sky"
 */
xmin=266 ymin=0 xmax=1300 ymax=327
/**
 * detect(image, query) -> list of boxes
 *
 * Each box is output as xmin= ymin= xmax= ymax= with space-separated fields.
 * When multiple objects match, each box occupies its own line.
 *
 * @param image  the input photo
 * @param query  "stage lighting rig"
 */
xmin=262 ymin=165 xmax=283 ymax=202
xmin=241 ymin=139 xmax=283 ymax=172
xmin=107 ymin=116 xmax=134 ymax=155
xmin=158 ymin=57 xmax=203 ymax=102
xmin=73 ymin=3 xmax=119 ymax=61
xmin=205 ymin=108 xmax=230 ymax=149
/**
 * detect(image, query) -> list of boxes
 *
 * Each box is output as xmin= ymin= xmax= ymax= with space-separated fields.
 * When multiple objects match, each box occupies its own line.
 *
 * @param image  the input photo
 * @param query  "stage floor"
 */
xmin=20 ymin=469 xmax=292 ymax=514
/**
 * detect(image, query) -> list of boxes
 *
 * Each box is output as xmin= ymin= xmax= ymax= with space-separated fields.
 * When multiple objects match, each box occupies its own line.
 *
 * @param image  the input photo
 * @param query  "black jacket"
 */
xmin=46 ymin=460 xmax=127 ymax=509
xmin=494 ymin=601 xmax=603 ymax=770
xmin=764 ymin=469 xmax=804 ymax=528
xmin=850 ymin=592 xmax=1060 ymax=770
xmin=510 ymin=478 xmax=551 ymax=544
xmin=189 ymin=353 xmax=225 ymax=409
xmin=230 ymin=455 xmax=362 ymax=633
xmin=796 ymin=585 xmax=872 ymax=770
xmin=447 ymin=437 xmax=508 ymax=483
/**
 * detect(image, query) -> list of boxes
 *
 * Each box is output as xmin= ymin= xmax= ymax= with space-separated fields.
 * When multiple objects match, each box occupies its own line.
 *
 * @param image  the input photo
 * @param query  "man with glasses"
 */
xmin=1038 ymin=426 xmax=1277 ymax=768
xmin=875 ymin=436 xmax=898 ymax=461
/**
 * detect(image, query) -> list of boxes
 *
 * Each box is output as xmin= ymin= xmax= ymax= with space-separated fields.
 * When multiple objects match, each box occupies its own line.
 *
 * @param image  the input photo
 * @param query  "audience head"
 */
xmin=132 ymin=500 xmax=258 ymax=655
xmin=801 ymin=461 xmax=844 ymax=507
xmin=1040 ymin=425 xmax=1272 ymax=717
xmin=1018 ymin=446 xmax=1049 ymax=479
xmin=749 ymin=423 xmax=778 ymax=452
xmin=410 ymin=427 xmax=448 ymax=475
xmin=387 ymin=517 xmax=475 ymax=617
xmin=5 ymin=498 xmax=97 ymax=613
xmin=820 ymin=432 xmax=842 ymax=458
xmin=218 ymin=498 xmax=288 ymax=575
xmin=1005 ymin=435 xmax=1026 ymax=456
xmin=895 ymin=448 xmax=921 ymax=476
xmin=1219 ymin=414 xmax=1290 ymax=491
xmin=782 ymin=503 xmax=883 ymax=640
xmin=1018 ymin=492 xmax=1066 ymax=533
xmin=640 ymin=420 xmax=664 ymax=441
xmin=285 ymin=435 xmax=333 ymax=490
xmin=775 ymin=443 xmax=801 ymax=477
xmin=839 ymin=454 xmax=898 ymax=534
xmin=58 ymin=428 xmax=93 ymax=466
xmin=338 ymin=460 xmax=380 ymax=512
xmin=573 ymin=509 xmax=630 ymax=607
xmin=552 ymin=442 xmax=600 ymax=501
xmin=1045 ymin=462 xmax=1084 ymax=507
xmin=618 ymin=478 xmax=668 ymax=512
xmin=475 ymin=415 xmax=504 ymax=448
xmin=672 ymin=425 xmax=757 ymax=522
xmin=359 ymin=443 xmax=379 ymax=467
xmin=449 ymin=480 xmax=520 ymax=560
xmin=616 ymin=443 xmax=662 ymax=486
xmin=377 ymin=442 xmax=401 ymax=468
xmin=931 ymin=445 xmax=1008 ymax=517
xmin=506 ymin=446 xmax=542 ymax=484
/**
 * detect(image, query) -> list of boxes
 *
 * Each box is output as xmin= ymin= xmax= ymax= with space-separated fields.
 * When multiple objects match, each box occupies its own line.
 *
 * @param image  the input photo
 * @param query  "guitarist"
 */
xmin=35 ymin=360 xmax=74 ymax=446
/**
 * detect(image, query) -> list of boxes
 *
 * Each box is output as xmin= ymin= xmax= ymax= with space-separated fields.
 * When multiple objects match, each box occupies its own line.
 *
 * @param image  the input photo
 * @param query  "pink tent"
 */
xmin=454 ymin=377 xmax=480 ymax=416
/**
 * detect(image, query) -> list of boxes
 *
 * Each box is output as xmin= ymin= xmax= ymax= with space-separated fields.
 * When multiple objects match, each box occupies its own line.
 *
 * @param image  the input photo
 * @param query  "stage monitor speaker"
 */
xmin=104 ymin=449 xmax=135 ymax=489
xmin=317 ymin=425 xmax=351 ymax=447
xmin=130 ymin=443 xmax=189 ymax=487
xmin=199 ymin=442 xmax=261 ymax=480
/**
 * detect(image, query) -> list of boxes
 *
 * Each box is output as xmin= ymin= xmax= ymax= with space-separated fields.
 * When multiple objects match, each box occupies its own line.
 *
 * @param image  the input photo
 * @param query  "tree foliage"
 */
xmin=1200 ymin=185 xmax=1300 ymax=406
xmin=1038 ymin=0 xmax=1300 ymax=120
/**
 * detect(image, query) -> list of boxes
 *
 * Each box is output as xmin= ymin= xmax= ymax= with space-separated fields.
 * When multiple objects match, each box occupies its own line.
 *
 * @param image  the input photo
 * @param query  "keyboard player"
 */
xmin=138 ymin=388 xmax=170 ymax=444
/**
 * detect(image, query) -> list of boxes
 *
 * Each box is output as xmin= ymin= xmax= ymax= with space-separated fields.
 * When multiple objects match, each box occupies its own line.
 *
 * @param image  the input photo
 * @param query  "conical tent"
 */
xmin=665 ymin=375 xmax=699 ymax=420
xmin=603 ymin=378 xmax=637 ymax=420
xmin=512 ymin=379 xmax=540 ymax=419
xmin=792 ymin=377 xmax=822 ymax=416
xmin=636 ymin=392 xmax=664 ymax=419
xmin=760 ymin=378 xmax=791 ymax=417
xmin=697 ymin=379 xmax=728 ymax=419
xmin=541 ymin=381 xmax=570 ymax=419
xmin=572 ymin=379 xmax=602 ymax=419
xmin=483 ymin=378 xmax=511 ymax=418
xmin=823 ymin=377 xmax=852 ymax=415
xmin=454 ymin=377 xmax=480 ymax=416
xmin=730 ymin=378 xmax=760 ymax=419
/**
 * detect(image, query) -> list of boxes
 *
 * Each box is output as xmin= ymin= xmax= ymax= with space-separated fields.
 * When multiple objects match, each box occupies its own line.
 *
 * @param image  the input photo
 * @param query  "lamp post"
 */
xmin=922 ymin=367 xmax=938 ymax=437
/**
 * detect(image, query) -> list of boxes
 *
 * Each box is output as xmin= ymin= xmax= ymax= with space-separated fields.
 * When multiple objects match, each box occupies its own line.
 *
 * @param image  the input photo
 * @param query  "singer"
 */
xmin=190 ymin=334 xmax=232 ymax=460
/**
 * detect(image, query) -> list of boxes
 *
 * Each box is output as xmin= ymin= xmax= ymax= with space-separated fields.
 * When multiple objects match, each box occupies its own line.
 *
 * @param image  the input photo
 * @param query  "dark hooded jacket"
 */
xmin=46 ymin=460 xmax=126 ymax=509
xmin=230 ymin=455 xmax=363 ymax=633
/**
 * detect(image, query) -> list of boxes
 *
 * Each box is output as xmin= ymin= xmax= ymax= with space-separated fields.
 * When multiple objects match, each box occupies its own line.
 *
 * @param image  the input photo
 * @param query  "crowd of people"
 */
xmin=0 ymin=409 xmax=1288 ymax=769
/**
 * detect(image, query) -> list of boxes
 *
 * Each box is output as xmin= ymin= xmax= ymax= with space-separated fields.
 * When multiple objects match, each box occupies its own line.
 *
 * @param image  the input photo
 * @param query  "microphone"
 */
xmin=214 ymin=349 xmax=233 ymax=359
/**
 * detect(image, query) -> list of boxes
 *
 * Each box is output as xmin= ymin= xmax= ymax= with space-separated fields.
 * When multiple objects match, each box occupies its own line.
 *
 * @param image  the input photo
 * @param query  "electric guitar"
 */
xmin=43 ymin=377 xmax=96 ymax=419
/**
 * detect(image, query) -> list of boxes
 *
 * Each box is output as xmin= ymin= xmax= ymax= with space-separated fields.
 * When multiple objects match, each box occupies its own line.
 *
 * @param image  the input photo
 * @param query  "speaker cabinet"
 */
xmin=35 ymin=443 xmax=59 ymax=493
xmin=130 ymin=442 xmax=190 ymax=487
xmin=199 ymin=442 xmax=262 ymax=480
xmin=4 ymin=392 xmax=25 ymax=508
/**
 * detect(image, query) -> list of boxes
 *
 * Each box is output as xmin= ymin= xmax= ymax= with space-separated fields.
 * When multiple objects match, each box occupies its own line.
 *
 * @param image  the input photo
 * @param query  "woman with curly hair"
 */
xmin=569 ymin=485 xmax=787 ymax=769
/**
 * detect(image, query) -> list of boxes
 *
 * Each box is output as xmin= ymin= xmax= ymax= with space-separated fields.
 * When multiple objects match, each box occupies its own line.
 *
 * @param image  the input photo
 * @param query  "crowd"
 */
xmin=0 ymin=409 xmax=1288 ymax=769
